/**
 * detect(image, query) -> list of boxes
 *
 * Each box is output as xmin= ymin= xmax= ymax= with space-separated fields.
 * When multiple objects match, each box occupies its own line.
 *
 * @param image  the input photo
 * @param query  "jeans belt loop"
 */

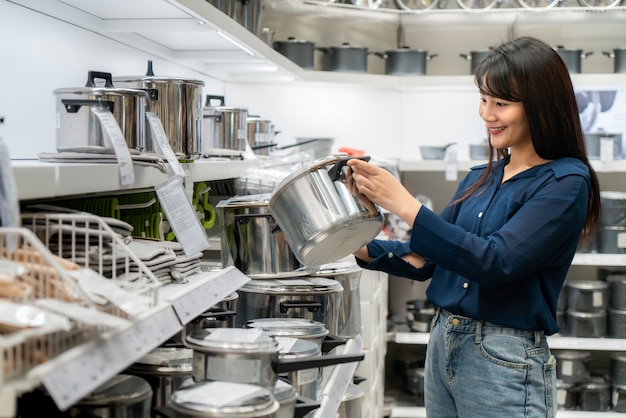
xmin=474 ymin=320 xmax=482 ymax=344
xmin=534 ymin=330 xmax=542 ymax=347
xmin=433 ymin=307 xmax=441 ymax=326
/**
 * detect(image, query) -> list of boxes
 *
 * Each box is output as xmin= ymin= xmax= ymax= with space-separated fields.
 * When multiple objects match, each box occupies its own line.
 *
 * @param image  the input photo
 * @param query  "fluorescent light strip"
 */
xmin=216 ymin=31 xmax=255 ymax=56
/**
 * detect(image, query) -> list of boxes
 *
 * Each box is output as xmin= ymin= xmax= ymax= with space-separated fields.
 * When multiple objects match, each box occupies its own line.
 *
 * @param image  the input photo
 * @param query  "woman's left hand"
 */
xmin=346 ymin=158 xmax=422 ymax=226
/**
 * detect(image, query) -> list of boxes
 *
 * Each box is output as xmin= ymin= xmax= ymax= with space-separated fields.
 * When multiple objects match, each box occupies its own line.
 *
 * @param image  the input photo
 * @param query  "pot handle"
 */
xmin=327 ymin=155 xmax=370 ymax=182
xmin=61 ymin=99 xmax=114 ymax=114
xmin=279 ymin=300 xmax=322 ymax=313
xmin=202 ymin=113 xmax=223 ymax=123
xmin=459 ymin=53 xmax=471 ymax=60
xmin=205 ymin=94 xmax=226 ymax=107
xmin=234 ymin=213 xmax=274 ymax=224
xmin=582 ymin=51 xmax=594 ymax=58
xmin=315 ymin=47 xmax=330 ymax=54
xmin=428 ymin=53 xmax=439 ymax=60
xmin=272 ymin=353 xmax=365 ymax=374
xmin=192 ymin=309 xmax=237 ymax=322
xmin=85 ymin=70 xmax=114 ymax=88
xmin=294 ymin=395 xmax=321 ymax=418
xmin=603 ymin=51 xmax=615 ymax=59
xmin=322 ymin=334 xmax=347 ymax=353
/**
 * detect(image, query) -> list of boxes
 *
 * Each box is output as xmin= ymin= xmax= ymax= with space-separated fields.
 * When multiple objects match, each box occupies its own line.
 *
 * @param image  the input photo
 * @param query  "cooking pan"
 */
xmin=269 ymin=155 xmax=383 ymax=266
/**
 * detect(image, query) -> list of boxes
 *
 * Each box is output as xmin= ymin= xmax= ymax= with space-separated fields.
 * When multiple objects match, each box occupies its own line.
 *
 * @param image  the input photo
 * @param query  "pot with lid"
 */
xmin=603 ymin=47 xmax=626 ymax=73
xmin=244 ymin=318 xmax=329 ymax=349
xmin=316 ymin=43 xmax=374 ymax=73
xmin=113 ymin=60 xmax=205 ymax=157
xmin=54 ymin=70 xmax=149 ymax=154
xmin=378 ymin=47 xmax=438 ymax=76
xmin=246 ymin=116 xmax=274 ymax=155
xmin=274 ymin=37 xmax=315 ymax=69
xmin=202 ymin=95 xmax=248 ymax=154
xmin=268 ymin=155 xmax=384 ymax=267
xmin=459 ymin=49 xmax=492 ymax=74
xmin=555 ymin=46 xmax=593 ymax=74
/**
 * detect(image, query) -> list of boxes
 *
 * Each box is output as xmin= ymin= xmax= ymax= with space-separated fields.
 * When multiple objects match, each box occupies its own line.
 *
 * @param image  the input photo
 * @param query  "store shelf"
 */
xmin=391 ymin=406 xmax=626 ymax=417
xmin=1 ymin=266 xmax=249 ymax=415
xmin=572 ymin=253 xmax=626 ymax=266
xmin=12 ymin=158 xmax=259 ymax=201
xmin=399 ymin=158 xmax=626 ymax=173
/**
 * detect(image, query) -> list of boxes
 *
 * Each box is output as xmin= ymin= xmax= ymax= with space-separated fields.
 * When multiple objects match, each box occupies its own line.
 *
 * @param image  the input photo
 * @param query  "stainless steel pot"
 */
xmin=275 ymin=338 xmax=323 ymax=400
xmin=603 ymin=47 xmax=626 ymax=73
xmin=584 ymin=131 xmax=623 ymax=160
xmin=338 ymin=383 xmax=364 ymax=418
xmin=184 ymin=291 xmax=239 ymax=334
xmin=312 ymin=260 xmax=362 ymax=338
xmin=244 ymin=318 xmax=329 ymax=349
xmin=378 ymin=47 xmax=438 ymax=76
xmin=113 ymin=61 xmax=205 ymax=157
xmin=126 ymin=347 xmax=193 ymax=411
xmin=274 ymin=37 xmax=315 ymax=69
xmin=268 ymin=155 xmax=383 ymax=266
xmin=555 ymin=46 xmax=593 ymax=74
xmin=235 ymin=277 xmax=344 ymax=334
xmin=600 ymin=191 xmax=626 ymax=227
xmin=316 ymin=43 xmax=373 ymax=73
xmin=202 ymin=95 xmax=248 ymax=153
xmin=459 ymin=49 xmax=491 ymax=74
xmin=233 ymin=0 xmax=263 ymax=36
xmin=54 ymin=71 xmax=149 ymax=153
xmin=216 ymin=194 xmax=315 ymax=278
xmin=247 ymin=116 xmax=274 ymax=155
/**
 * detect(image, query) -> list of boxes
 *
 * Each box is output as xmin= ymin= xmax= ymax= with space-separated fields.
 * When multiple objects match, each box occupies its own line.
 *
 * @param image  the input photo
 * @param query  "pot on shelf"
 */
xmin=603 ymin=47 xmax=626 ymax=73
xmin=274 ymin=37 xmax=315 ymax=69
xmin=459 ymin=49 xmax=492 ymax=74
xmin=555 ymin=46 xmax=593 ymax=74
xmin=378 ymin=47 xmax=438 ymax=76
xmin=316 ymin=43 xmax=375 ymax=73
xmin=202 ymin=95 xmax=248 ymax=153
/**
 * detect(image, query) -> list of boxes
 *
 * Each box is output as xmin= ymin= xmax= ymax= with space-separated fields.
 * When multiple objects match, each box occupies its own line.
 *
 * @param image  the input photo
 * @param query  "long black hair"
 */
xmin=456 ymin=36 xmax=600 ymax=241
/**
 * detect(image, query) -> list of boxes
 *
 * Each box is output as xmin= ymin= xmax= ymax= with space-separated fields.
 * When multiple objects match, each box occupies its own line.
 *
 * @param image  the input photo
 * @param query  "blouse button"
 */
xmin=478 ymin=212 xmax=483 ymax=218
xmin=463 ymin=282 xmax=469 ymax=289
xmin=387 ymin=252 xmax=393 ymax=258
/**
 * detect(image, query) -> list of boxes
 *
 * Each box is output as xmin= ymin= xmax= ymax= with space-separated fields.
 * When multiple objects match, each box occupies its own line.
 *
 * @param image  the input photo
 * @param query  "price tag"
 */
xmin=155 ymin=176 xmax=210 ymax=256
xmin=146 ymin=111 xmax=186 ymax=178
xmin=91 ymin=107 xmax=135 ymax=187
xmin=444 ymin=145 xmax=458 ymax=182
xmin=599 ymin=137 xmax=615 ymax=172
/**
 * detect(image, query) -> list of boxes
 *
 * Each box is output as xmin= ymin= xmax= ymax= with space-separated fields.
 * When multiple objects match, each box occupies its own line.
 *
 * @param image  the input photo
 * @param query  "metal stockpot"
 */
xmin=378 ymin=47 xmax=438 ymax=76
xmin=459 ymin=49 xmax=491 ymax=74
xmin=312 ymin=261 xmax=362 ymax=338
xmin=202 ymin=95 xmax=248 ymax=153
xmin=338 ymin=384 xmax=364 ymax=418
xmin=184 ymin=291 xmax=239 ymax=335
xmin=247 ymin=116 xmax=274 ymax=153
xmin=126 ymin=347 xmax=193 ymax=411
xmin=555 ymin=46 xmax=593 ymax=74
xmin=216 ymin=194 xmax=315 ymax=278
xmin=235 ymin=277 xmax=344 ymax=334
xmin=316 ymin=43 xmax=372 ymax=73
xmin=54 ymin=71 xmax=149 ymax=153
xmin=274 ymin=37 xmax=315 ymax=69
xmin=113 ymin=61 xmax=205 ymax=157
xmin=268 ymin=155 xmax=383 ymax=266
xmin=244 ymin=318 xmax=329 ymax=349
xmin=603 ymin=47 xmax=626 ymax=73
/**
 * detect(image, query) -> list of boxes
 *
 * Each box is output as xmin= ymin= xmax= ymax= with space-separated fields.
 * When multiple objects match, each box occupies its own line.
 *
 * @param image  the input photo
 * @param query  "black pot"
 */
xmin=603 ymin=47 xmax=626 ymax=73
xmin=379 ymin=47 xmax=438 ymax=75
xmin=317 ymin=43 xmax=372 ymax=73
xmin=555 ymin=46 xmax=593 ymax=74
xmin=274 ymin=37 xmax=315 ymax=69
xmin=459 ymin=49 xmax=492 ymax=74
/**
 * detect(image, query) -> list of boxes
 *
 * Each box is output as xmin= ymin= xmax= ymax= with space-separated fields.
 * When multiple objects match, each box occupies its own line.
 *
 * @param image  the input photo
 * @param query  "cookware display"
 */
xmin=235 ymin=277 xmax=344 ymax=334
xmin=233 ymin=0 xmax=264 ymax=37
xmin=555 ymin=45 xmax=593 ymax=74
xmin=183 ymin=291 xmax=239 ymax=337
xmin=274 ymin=37 xmax=315 ymax=69
xmin=316 ymin=43 xmax=375 ymax=73
xmin=244 ymin=318 xmax=329 ymax=349
xmin=377 ymin=47 xmax=438 ymax=76
xmin=268 ymin=155 xmax=383 ymax=267
xmin=54 ymin=70 xmax=149 ymax=153
xmin=217 ymin=194 xmax=316 ymax=278
xmin=337 ymin=383 xmax=365 ymax=418
xmin=247 ymin=116 xmax=274 ymax=154
xmin=274 ymin=338 xmax=323 ymax=400
xmin=584 ymin=131 xmax=623 ymax=160
xmin=603 ymin=47 xmax=626 ymax=73
xmin=113 ymin=61 xmax=205 ymax=157
xmin=202 ymin=95 xmax=248 ymax=153
xmin=459 ymin=49 xmax=492 ymax=74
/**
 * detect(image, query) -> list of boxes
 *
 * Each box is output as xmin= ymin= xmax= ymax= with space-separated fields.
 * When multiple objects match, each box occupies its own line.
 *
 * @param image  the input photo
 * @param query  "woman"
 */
xmin=347 ymin=36 xmax=601 ymax=417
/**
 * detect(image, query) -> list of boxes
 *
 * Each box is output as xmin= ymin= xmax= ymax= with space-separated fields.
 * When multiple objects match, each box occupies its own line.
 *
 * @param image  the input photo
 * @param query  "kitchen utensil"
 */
xmin=268 ymin=155 xmax=383 ymax=266
xmin=603 ymin=47 xmax=626 ymax=73
xmin=555 ymin=46 xmax=593 ymax=74
xmin=377 ymin=47 xmax=438 ymax=75
xmin=316 ymin=43 xmax=374 ymax=73
xmin=274 ymin=37 xmax=315 ymax=69
xmin=202 ymin=95 xmax=248 ymax=153
xmin=459 ymin=49 xmax=492 ymax=74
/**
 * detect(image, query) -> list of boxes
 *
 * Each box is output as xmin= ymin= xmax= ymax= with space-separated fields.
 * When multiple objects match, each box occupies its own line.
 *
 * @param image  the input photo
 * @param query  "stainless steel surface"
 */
xmin=202 ymin=95 xmax=248 ymax=152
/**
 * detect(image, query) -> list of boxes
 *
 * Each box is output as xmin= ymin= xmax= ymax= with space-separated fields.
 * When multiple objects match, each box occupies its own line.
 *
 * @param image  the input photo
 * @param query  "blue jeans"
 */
xmin=425 ymin=309 xmax=557 ymax=418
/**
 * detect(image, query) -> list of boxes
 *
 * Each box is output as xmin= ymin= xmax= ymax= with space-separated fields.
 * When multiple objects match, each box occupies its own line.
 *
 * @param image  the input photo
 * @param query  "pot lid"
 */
xmin=76 ymin=374 xmax=152 ymax=406
xmin=113 ymin=74 xmax=205 ymax=86
xmin=203 ymin=105 xmax=248 ymax=112
xmin=275 ymin=337 xmax=321 ymax=358
xmin=313 ymin=260 xmax=361 ymax=277
xmin=566 ymin=280 xmax=607 ymax=290
xmin=244 ymin=318 xmax=329 ymax=339
xmin=53 ymin=86 xmax=150 ymax=98
xmin=217 ymin=194 xmax=271 ymax=209
xmin=129 ymin=347 xmax=193 ymax=375
xmin=343 ymin=383 xmax=365 ymax=402
xmin=184 ymin=328 xmax=278 ymax=353
xmin=240 ymin=277 xmax=344 ymax=294
xmin=273 ymin=378 xmax=298 ymax=403
xmin=277 ymin=36 xmax=314 ymax=44
xmin=170 ymin=381 xmax=279 ymax=417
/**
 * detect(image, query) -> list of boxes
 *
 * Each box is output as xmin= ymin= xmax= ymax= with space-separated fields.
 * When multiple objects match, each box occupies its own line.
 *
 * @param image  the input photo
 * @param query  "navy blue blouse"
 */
xmin=358 ymin=157 xmax=591 ymax=335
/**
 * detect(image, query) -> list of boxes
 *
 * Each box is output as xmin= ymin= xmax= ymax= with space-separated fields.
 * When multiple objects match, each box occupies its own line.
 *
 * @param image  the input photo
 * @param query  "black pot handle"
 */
xmin=205 ymin=95 xmax=226 ymax=107
xmin=294 ymin=396 xmax=320 ymax=418
xmin=153 ymin=406 xmax=176 ymax=417
xmin=272 ymin=352 xmax=365 ymax=374
xmin=327 ymin=155 xmax=370 ymax=182
xmin=234 ymin=213 xmax=274 ymax=224
xmin=202 ymin=113 xmax=222 ymax=123
xmin=146 ymin=60 xmax=156 ymax=76
xmin=192 ymin=309 xmax=237 ymax=322
xmin=61 ymin=99 xmax=114 ymax=114
xmin=322 ymin=334 xmax=347 ymax=353
xmin=353 ymin=374 xmax=367 ymax=385
xmin=85 ymin=71 xmax=114 ymax=88
xmin=279 ymin=300 xmax=322 ymax=313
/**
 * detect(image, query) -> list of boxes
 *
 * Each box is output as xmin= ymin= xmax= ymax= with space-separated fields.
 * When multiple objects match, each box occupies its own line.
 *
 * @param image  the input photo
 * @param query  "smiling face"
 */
xmin=478 ymin=94 xmax=532 ymax=152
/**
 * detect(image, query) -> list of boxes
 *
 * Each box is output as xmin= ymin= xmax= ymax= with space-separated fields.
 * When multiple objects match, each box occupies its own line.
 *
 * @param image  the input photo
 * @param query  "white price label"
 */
xmin=444 ymin=145 xmax=458 ymax=182
xmin=91 ymin=107 xmax=135 ymax=186
xmin=599 ymin=137 xmax=615 ymax=172
xmin=146 ymin=112 xmax=186 ymax=178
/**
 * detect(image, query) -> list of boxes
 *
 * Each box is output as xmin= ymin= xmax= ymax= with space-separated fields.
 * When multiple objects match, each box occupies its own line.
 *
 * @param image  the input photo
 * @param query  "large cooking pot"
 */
xmin=113 ymin=61 xmax=205 ymax=157
xmin=235 ymin=277 xmax=344 ymax=334
xmin=126 ymin=347 xmax=193 ymax=411
xmin=338 ymin=383 xmax=364 ymax=418
xmin=275 ymin=338 xmax=323 ymax=400
xmin=555 ymin=46 xmax=593 ymax=74
xmin=312 ymin=260 xmax=363 ymax=338
xmin=202 ymin=95 xmax=248 ymax=153
xmin=274 ymin=37 xmax=315 ymax=69
xmin=268 ymin=155 xmax=383 ymax=266
xmin=233 ymin=0 xmax=263 ymax=36
xmin=459 ymin=49 xmax=492 ymax=74
xmin=244 ymin=318 xmax=329 ymax=349
xmin=603 ymin=47 xmax=626 ymax=73
xmin=378 ymin=47 xmax=438 ymax=76
xmin=316 ymin=43 xmax=374 ymax=73
xmin=216 ymin=194 xmax=316 ymax=278
xmin=184 ymin=328 xmax=363 ymax=389
xmin=246 ymin=116 xmax=274 ymax=155
xmin=54 ymin=71 xmax=149 ymax=153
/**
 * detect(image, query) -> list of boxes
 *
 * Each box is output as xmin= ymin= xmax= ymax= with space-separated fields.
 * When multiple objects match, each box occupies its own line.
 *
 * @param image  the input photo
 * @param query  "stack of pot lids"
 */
xmin=244 ymin=318 xmax=329 ymax=340
xmin=273 ymin=378 xmax=299 ymax=403
xmin=240 ymin=277 xmax=343 ymax=294
xmin=77 ymin=374 xmax=153 ymax=406
xmin=184 ymin=328 xmax=278 ymax=353
xmin=129 ymin=347 xmax=193 ymax=375
xmin=169 ymin=380 xmax=280 ymax=417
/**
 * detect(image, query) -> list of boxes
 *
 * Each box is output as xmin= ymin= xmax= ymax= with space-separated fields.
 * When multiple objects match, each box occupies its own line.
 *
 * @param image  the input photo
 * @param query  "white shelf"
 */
xmin=572 ymin=253 xmax=626 ymax=266
xmin=391 ymin=406 xmax=626 ymax=417
xmin=12 ymin=158 xmax=259 ymax=201
xmin=2 ymin=266 xmax=249 ymax=414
